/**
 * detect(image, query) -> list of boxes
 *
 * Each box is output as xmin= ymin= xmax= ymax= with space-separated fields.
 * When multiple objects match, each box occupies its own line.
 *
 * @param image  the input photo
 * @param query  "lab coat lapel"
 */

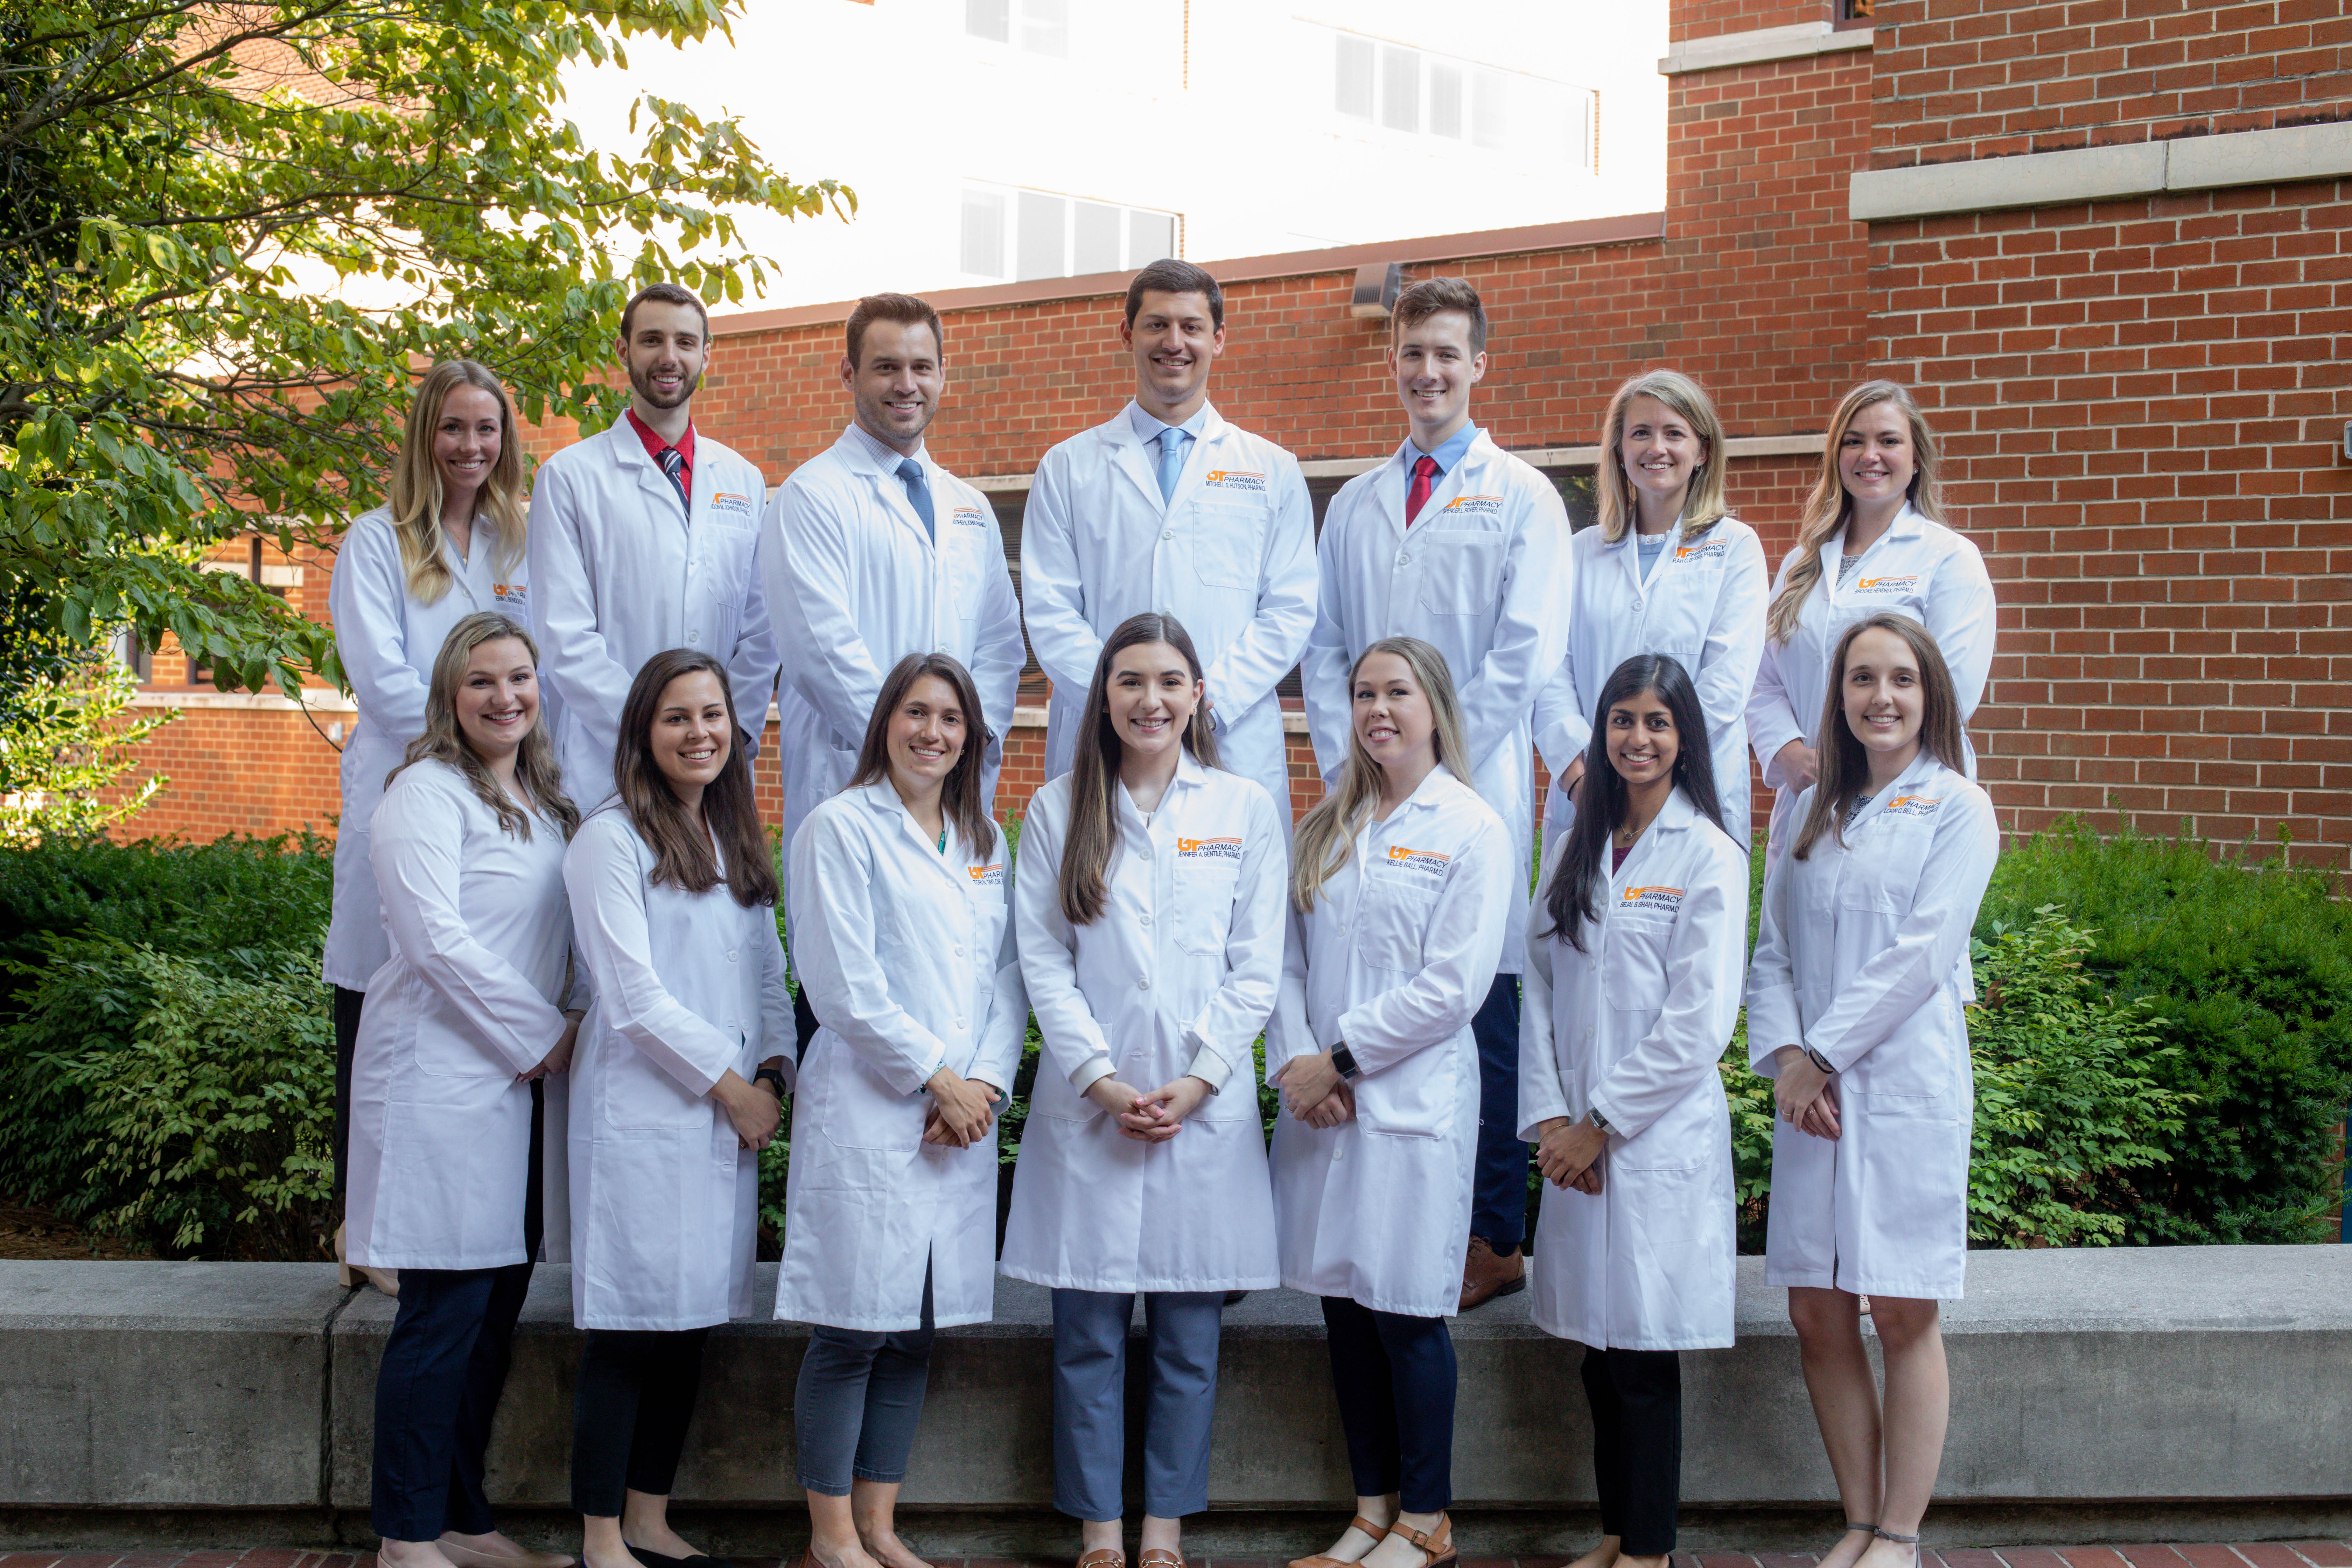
xmin=1160 ymin=405 xmax=1227 ymax=515
xmin=1606 ymin=786 xmax=1693 ymax=904
xmin=842 ymin=430 xmax=936 ymax=556
xmin=1104 ymin=407 xmax=1169 ymax=515
xmin=863 ymin=782 xmax=968 ymax=894
xmin=610 ymin=421 xmax=688 ymax=535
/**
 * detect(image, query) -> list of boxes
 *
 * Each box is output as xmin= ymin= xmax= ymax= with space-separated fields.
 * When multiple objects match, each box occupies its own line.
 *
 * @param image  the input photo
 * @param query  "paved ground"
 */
xmin=4 ymin=1546 xmax=2350 ymax=1568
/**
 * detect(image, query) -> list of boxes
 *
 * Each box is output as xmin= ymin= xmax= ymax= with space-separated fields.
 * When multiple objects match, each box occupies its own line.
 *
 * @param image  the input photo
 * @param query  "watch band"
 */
xmin=1330 ymin=1042 xmax=1363 ymax=1081
xmin=752 ymin=1065 xmax=786 ymax=1093
xmin=1804 ymin=1045 xmax=1837 ymax=1075
xmin=1587 ymin=1105 xmax=1614 ymax=1136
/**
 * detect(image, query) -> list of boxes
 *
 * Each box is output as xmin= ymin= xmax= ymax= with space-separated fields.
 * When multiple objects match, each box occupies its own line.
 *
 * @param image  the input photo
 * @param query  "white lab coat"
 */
xmin=564 ymin=806 xmax=792 ymax=1331
xmin=777 ymin=784 xmax=1028 ymax=1332
xmin=1518 ymin=789 xmax=1747 ymax=1351
xmin=1303 ymin=432 xmax=1572 ymax=972
xmin=345 ymin=760 xmax=576 ymax=1270
xmin=1265 ymin=764 xmax=1513 ymax=1318
xmin=1000 ymin=756 xmax=1284 ymax=1294
xmin=323 ymin=507 xmax=536 ymax=990
xmin=527 ymin=420 xmax=779 ymax=809
xmin=1532 ymin=516 xmax=1769 ymax=850
xmin=762 ymin=425 xmax=1028 ymax=947
xmin=1745 ymin=750 xmax=1999 ymax=1301
xmin=1020 ymin=403 xmax=1316 ymax=822
xmin=1746 ymin=505 xmax=1994 ymax=856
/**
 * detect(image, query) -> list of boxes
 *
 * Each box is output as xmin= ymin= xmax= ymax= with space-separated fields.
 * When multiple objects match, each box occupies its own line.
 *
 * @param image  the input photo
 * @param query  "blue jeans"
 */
xmin=1470 ymin=973 xmax=1527 ymax=1252
xmin=793 ymin=1265 xmax=936 ymax=1496
xmin=1051 ymin=1289 xmax=1225 ymax=1521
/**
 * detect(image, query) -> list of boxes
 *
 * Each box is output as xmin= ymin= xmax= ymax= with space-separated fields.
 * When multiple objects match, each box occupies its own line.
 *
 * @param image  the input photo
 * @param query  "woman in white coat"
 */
xmin=1747 ymin=382 xmax=1994 ymax=864
xmin=1269 ymin=637 xmax=1511 ymax=1568
xmin=348 ymin=611 xmax=580 ymax=1568
xmin=1520 ymin=653 xmax=1748 ymax=1568
xmin=1003 ymin=611 xmax=1286 ymax=1568
xmin=1531 ymin=370 xmax=1767 ymax=849
xmin=780 ymin=652 xmax=1027 ymax=1568
xmin=564 ymin=647 xmax=790 ymax=1568
xmin=329 ymin=359 xmax=536 ymax=1294
xmin=1746 ymin=612 xmax=2000 ymax=1568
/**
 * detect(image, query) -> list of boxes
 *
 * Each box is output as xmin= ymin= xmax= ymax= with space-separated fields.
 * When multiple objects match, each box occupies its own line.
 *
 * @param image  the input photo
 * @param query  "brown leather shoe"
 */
xmin=1288 ymin=1516 xmax=1391 ymax=1568
xmin=1458 ymin=1234 xmax=1525 ymax=1311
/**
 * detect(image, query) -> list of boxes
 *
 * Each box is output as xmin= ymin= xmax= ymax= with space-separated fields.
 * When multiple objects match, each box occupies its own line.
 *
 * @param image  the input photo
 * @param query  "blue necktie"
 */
xmin=1157 ymin=425 xmax=1188 ymax=503
xmin=896 ymin=457 xmax=936 ymax=544
xmin=656 ymin=446 xmax=689 ymax=517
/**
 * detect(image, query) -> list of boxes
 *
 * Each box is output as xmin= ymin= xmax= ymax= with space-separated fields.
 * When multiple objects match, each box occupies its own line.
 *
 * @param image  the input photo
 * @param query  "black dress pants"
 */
xmin=1581 ymin=1345 xmax=1683 ymax=1556
xmin=333 ymin=985 xmax=367 ymax=1204
xmin=572 ymin=1326 xmax=714 ymax=1516
xmin=372 ymin=1260 xmax=534 ymax=1540
xmin=1320 ymin=1295 xmax=1456 ymax=1515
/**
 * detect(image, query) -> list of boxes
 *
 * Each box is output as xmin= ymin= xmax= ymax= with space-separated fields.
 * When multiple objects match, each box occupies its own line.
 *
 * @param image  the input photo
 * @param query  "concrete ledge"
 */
xmin=1851 ymin=120 xmax=2352 ymax=222
xmin=1659 ymin=21 xmax=1873 ymax=77
xmin=5 ymin=1246 xmax=2350 ymax=1540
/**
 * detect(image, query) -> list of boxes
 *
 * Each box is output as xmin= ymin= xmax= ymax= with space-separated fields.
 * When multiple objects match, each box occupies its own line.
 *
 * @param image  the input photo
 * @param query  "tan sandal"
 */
xmin=1390 ymin=1515 xmax=1456 ymax=1568
xmin=1288 ymin=1517 xmax=1392 ymax=1568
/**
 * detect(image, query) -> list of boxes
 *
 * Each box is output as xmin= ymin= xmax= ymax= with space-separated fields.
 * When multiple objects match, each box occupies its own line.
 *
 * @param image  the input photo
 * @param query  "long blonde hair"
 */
xmin=1060 ymin=613 xmax=1220 ymax=925
xmin=1597 ymin=369 xmax=1730 ymax=544
xmin=1290 ymin=638 xmax=1472 ymax=912
xmin=393 ymin=612 xmax=577 ymax=842
xmin=386 ymin=360 xmax=527 ymax=605
xmin=1766 ymin=380 xmax=1947 ymax=644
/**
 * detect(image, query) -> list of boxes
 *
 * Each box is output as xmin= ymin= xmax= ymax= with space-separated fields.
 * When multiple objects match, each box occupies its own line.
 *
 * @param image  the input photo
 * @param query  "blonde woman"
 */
xmin=1270 ymin=637 xmax=1512 ymax=1568
xmin=348 ymin=611 xmax=581 ymax=1568
xmin=1531 ymin=370 xmax=1768 ymax=848
xmin=328 ymin=359 xmax=535 ymax=1292
xmin=1745 ymin=382 xmax=1994 ymax=861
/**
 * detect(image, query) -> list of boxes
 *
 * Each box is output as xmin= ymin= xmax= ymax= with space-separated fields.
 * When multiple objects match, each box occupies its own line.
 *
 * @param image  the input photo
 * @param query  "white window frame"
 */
xmin=959 ymin=182 xmax=1180 ymax=283
xmin=1327 ymin=27 xmax=1598 ymax=175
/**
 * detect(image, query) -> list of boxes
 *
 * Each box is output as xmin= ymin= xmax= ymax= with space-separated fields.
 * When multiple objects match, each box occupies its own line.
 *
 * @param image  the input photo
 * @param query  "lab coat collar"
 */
xmin=1376 ymin=426 xmax=1500 ymax=528
xmin=850 ymin=779 xmax=976 ymax=885
xmin=837 ymin=419 xmax=929 ymax=477
xmin=1607 ymin=785 xmax=1699 ymax=897
xmin=1820 ymin=502 xmax=1928 ymax=591
xmin=833 ymin=422 xmax=937 ymax=551
xmin=1111 ymin=746 xmax=1211 ymax=835
xmin=1602 ymin=515 xmax=1684 ymax=600
xmin=1856 ymin=745 xmax=1946 ymax=820
xmin=602 ymin=419 xmax=689 ymax=535
xmin=1103 ymin=400 xmax=1231 ymax=514
xmin=1384 ymin=759 xmax=1467 ymax=820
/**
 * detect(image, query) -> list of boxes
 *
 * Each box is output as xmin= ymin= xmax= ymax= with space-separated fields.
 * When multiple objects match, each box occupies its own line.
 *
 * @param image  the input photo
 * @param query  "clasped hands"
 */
xmin=1085 ymin=1073 xmax=1213 ymax=1141
xmin=1272 ymin=1049 xmax=1356 ymax=1129
xmin=517 ymin=1010 xmax=586 ymax=1084
xmin=1770 ymin=1045 xmax=1842 ymax=1140
xmin=922 ymin=1064 xmax=1003 ymax=1148
xmin=1533 ymin=1115 xmax=1606 ymax=1194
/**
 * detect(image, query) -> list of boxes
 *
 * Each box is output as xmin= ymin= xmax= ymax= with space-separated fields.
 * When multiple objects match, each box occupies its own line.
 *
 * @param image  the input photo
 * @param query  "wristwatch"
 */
xmin=752 ymin=1065 xmax=787 ymax=1094
xmin=1804 ymin=1045 xmax=1837 ymax=1075
xmin=1330 ymin=1042 xmax=1363 ymax=1082
xmin=1586 ymin=1106 xmax=1615 ymax=1136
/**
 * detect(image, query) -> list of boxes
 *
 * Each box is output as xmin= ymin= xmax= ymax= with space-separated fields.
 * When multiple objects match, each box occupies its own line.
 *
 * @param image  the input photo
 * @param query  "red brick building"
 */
xmin=111 ymin=0 xmax=2352 ymax=870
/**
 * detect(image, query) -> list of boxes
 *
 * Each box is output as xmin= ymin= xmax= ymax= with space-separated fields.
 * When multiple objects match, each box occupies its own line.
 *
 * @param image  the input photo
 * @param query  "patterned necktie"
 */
xmin=896 ymin=457 xmax=936 ymax=544
xmin=656 ymin=446 xmax=689 ymax=517
xmin=1406 ymin=454 xmax=1440 ymax=525
xmin=1157 ymin=425 xmax=1188 ymax=503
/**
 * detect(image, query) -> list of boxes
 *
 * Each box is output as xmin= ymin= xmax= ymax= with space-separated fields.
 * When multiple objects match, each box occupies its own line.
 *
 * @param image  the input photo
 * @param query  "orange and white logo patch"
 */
xmin=1884 ymin=794 xmax=1944 ymax=819
xmin=1385 ymin=845 xmax=1452 ymax=875
xmin=1620 ymin=884 xmax=1685 ymax=911
xmin=1177 ymin=835 xmax=1244 ymax=861
xmin=1856 ymin=574 xmax=1920 ymax=593
xmin=1203 ymin=469 xmax=1267 ymax=493
xmin=968 ymin=862 xmax=1006 ymax=887
xmin=710 ymin=490 xmax=755 ymax=517
xmin=1440 ymin=493 xmax=1505 ymax=516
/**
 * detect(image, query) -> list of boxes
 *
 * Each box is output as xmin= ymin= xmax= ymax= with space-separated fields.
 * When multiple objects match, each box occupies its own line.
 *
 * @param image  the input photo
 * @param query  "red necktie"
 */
xmin=1406 ymin=454 xmax=1439 ymax=525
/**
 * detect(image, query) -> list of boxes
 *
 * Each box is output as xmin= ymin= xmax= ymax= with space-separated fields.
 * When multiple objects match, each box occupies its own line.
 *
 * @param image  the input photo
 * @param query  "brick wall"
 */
xmin=1870 ymin=0 xmax=2352 ymax=169
xmin=1671 ymin=0 xmax=1839 ymax=47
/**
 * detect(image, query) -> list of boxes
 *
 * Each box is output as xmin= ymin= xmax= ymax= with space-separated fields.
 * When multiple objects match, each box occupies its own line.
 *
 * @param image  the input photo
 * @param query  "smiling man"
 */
xmin=1302 ymin=275 xmax=1572 ymax=1312
xmin=761 ymin=292 xmax=1026 ymax=1053
xmin=1020 ymin=259 xmax=1316 ymax=832
xmin=527 ymin=281 xmax=779 ymax=809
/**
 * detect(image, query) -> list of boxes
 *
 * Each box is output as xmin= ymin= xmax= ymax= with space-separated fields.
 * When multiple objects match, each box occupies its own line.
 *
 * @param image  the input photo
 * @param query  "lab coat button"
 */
xmin=1397 ymin=552 xmax=1411 ymax=566
xmin=1140 ymin=913 xmax=1152 ymax=926
xmin=1162 ymin=529 xmax=1174 ymax=541
xmin=953 ymin=945 xmax=965 ymax=957
xmin=687 ymin=631 xmax=700 ymax=643
xmin=1137 ymin=978 xmax=1151 ymax=991
xmin=954 ymin=1018 xmax=967 ymax=1030
xmin=727 ymin=950 xmax=738 ymax=963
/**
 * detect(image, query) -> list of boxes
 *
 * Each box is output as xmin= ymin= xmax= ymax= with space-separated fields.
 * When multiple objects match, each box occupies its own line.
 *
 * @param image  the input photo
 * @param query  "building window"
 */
xmin=961 ymin=184 xmax=1178 ymax=282
xmin=968 ymin=0 xmax=1065 ymax=56
xmin=1328 ymin=28 xmax=1598 ymax=174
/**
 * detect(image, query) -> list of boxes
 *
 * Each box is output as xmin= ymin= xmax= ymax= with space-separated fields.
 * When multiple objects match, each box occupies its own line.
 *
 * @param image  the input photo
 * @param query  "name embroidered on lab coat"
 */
xmin=1620 ymin=884 xmax=1686 ymax=910
xmin=709 ymin=491 xmax=755 ymax=516
xmin=950 ymin=506 xmax=987 ymax=526
xmin=1673 ymin=540 xmax=1729 ymax=562
xmin=1202 ymin=469 xmax=1267 ymax=494
xmin=1384 ymin=845 xmax=1452 ymax=875
xmin=968 ymin=862 xmax=1006 ymax=886
xmin=1177 ymin=836 xmax=1244 ymax=861
xmin=1884 ymin=794 xmax=1945 ymax=818
xmin=1438 ymin=494 xmax=1506 ymax=516
xmin=1855 ymin=573 xmax=1920 ymax=592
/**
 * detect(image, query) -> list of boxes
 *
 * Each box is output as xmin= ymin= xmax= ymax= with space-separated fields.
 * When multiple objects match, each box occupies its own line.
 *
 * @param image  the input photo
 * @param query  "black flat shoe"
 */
xmin=624 ymin=1550 xmax=730 ymax=1568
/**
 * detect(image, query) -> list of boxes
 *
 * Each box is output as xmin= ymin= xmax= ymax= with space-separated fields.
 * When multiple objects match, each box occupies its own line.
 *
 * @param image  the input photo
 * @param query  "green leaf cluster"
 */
xmin=2 ymin=0 xmax=850 ymax=696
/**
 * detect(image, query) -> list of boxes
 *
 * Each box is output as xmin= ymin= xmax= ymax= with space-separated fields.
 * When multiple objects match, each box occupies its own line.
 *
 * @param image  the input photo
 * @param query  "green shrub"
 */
xmin=2 ymin=935 xmax=334 ymax=1255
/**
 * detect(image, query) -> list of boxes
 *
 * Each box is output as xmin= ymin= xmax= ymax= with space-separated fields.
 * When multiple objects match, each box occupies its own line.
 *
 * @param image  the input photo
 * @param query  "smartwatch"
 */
xmin=1330 ymin=1042 xmax=1364 ymax=1082
xmin=753 ymin=1065 xmax=787 ymax=1094
xmin=1804 ymin=1045 xmax=1837 ymax=1076
xmin=1586 ymin=1106 xmax=1615 ymax=1136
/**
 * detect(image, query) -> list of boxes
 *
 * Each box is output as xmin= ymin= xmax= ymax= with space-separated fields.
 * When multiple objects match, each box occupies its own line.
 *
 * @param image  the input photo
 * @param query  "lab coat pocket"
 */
xmin=1837 ymin=821 xmax=1930 ymax=914
xmin=1190 ymin=500 xmax=1265 ymax=589
xmin=1415 ymin=531 xmax=1505 ymax=616
xmin=1356 ymin=1042 xmax=1460 ymax=1139
xmin=408 ymin=997 xmax=510 ymax=1081
xmin=1174 ymin=860 xmax=1240 ymax=956
xmin=1842 ymin=1001 xmax=1958 ymax=1116
xmin=600 ymin=1036 xmax=711 ymax=1130
xmin=1353 ymin=875 xmax=1436 ymax=972
xmin=1600 ymin=918 xmax=1671 ymax=1013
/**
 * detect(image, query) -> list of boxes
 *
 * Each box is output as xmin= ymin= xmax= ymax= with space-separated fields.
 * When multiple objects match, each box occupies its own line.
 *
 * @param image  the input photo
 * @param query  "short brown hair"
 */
xmin=1125 ymin=259 xmax=1223 ymax=330
xmin=1393 ymin=276 xmax=1487 ymax=354
xmin=620 ymin=281 xmax=709 ymax=343
xmin=846 ymin=293 xmax=945 ymax=369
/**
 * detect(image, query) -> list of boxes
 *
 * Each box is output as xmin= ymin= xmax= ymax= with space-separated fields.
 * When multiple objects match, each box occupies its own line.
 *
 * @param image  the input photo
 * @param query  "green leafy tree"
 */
xmin=0 ymin=630 xmax=171 ymax=842
xmin=1 ymin=0 xmax=850 ymax=695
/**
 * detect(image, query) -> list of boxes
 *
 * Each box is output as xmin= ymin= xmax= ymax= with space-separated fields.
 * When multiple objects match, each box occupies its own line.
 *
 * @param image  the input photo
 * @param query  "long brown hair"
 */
xmin=847 ymin=653 xmax=999 ymax=862
xmin=612 ymin=648 xmax=778 ymax=906
xmin=392 ymin=612 xmax=577 ymax=842
xmin=1766 ymin=379 xmax=1947 ymax=645
xmin=1059 ymin=612 xmax=1221 ymax=925
xmin=1792 ymin=612 xmax=1967 ymax=861
xmin=1596 ymin=369 xmax=1730 ymax=544
xmin=386 ymin=360 xmax=527 ymax=605
xmin=1290 ymin=637 xmax=1472 ymax=913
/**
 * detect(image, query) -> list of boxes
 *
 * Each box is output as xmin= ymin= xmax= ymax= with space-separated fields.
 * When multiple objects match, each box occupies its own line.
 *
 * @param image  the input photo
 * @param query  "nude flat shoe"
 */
xmin=1288 ymin=1516 xmax=1391 ymax=1568
xmin=435 ymin=1538 xmax=576 ymax=1568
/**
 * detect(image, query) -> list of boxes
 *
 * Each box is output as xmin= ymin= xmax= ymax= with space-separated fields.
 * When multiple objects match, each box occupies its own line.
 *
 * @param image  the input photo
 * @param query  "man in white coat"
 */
xmin=1020 ymin=258 xmax=1316 ymax=828
xmin=1302 ymin=276 xmax=1571 ymax=1312
xmin=762 ymin=292 xmax=1027 ymax=1053
xmin=527 ymin=281 xmax=780 ymax=808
